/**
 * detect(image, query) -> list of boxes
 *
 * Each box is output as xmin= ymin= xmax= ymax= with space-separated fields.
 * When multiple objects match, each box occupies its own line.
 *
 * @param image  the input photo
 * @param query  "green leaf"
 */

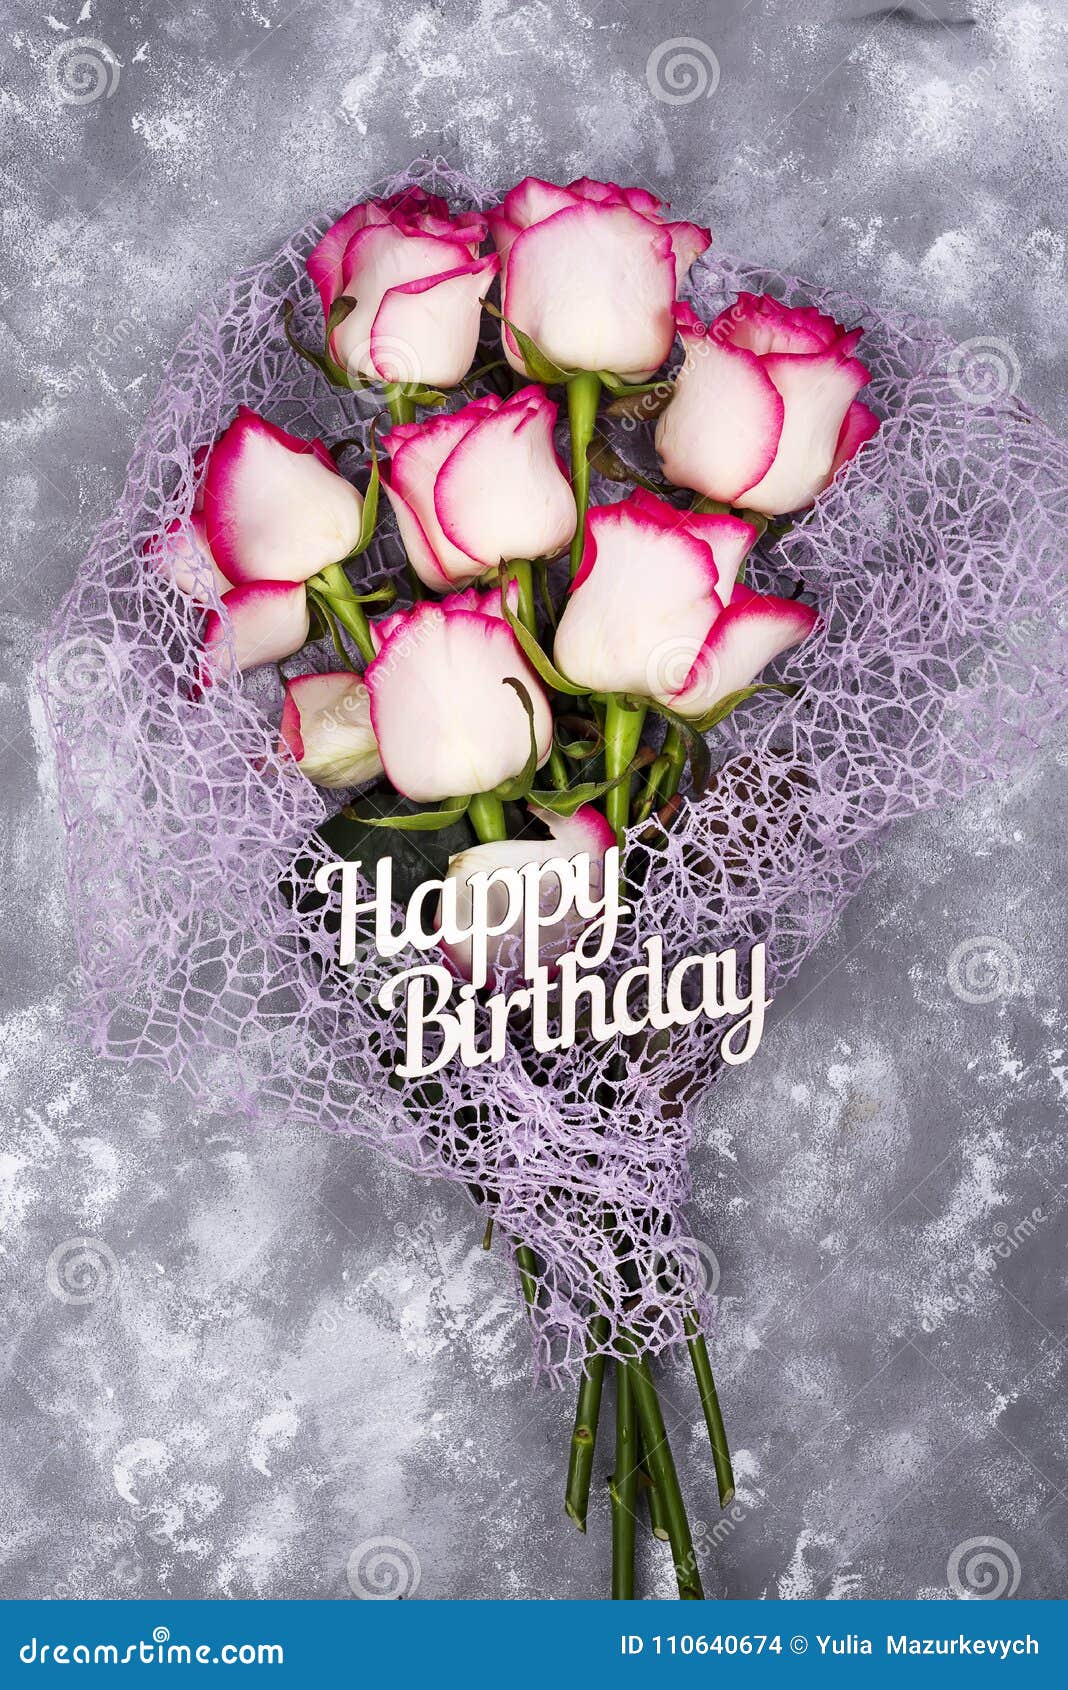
xmin=348 ymin=798 xmax=472 ymax=833
xmin=687 ymin=681 xmax=799 ymax=734
xmin=601 ymin=376 xmax=674 ymax=420
xmin=527 ymin=747 xmax=654 ymax=816
xmin=281 ymin=790 xmax=475 ymax=927
xmin=353 ymin=422 xmax=380 ymax=556
xmin=643 ymin=698 xmax=712 ymax=796
xmin=482 ymin=299 xmax=578 ymax=385
xmin=326 ymin=294 xmax=357 ymax=337
xmin=586 ymin=435 xmax=668 ymax=494
xmin=305 ymin=588 xmax=359 ymax=672
xmin=498 ymin=568 xmax=589 ymax=696
xmin=492 ymin=677 xmax=540 ymax=801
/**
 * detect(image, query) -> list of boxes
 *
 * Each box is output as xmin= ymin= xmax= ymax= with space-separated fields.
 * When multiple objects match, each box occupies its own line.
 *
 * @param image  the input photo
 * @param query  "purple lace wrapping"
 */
xmin=39 ymin=161 xmax=1068 ymax=1384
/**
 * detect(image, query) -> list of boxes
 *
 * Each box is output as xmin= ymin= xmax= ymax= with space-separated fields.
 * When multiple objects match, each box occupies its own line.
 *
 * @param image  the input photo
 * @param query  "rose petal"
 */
xmin=830 ymin=399 xmax=881 ymax=478
xmin=368 ymin=254 xmax=498 ymax=388
xmin=438 ymin=802 xmax=616 ymax=987
xmin=434 ymin=386 xmax=577 ymax=568
xmin=144 ymin=512 xmax=232 ymax=603
xmin=554 ymin=492 xmax=723 ymax=698
xmin=502 ymin=201 xmax=678 ymax=379
xmin=279 ymin=671 xmax=383 ymax=790
xmin=738 ymin=344 xmax=871 ymax=514
xmin=202 ymin=581 xmax=309 ymax=680
xmin=671 ymin=584 xmax=818 ymax=716
xmin=331 ymin=224 xmax=476 ymax=374
xmin=204 ymin=409 xmax=363 ymax=585
xmin=365 ymin=603 xmax=553 ymax=802
xmin=655 ymin=333 xmax=785 ymax=503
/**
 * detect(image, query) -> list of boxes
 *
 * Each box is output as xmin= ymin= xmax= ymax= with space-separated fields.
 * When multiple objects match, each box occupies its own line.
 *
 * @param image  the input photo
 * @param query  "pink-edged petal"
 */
xmin=493 ymin=176 xmax=581 ymax=234
xmin=278 ymin=671 xmax=382 ymax=790
xmin=723 ymin=292 xmax=843 ymax=355
xmin=307 ymin=202 xmax=373 ymax=315
xmin=670 ymin=585 xmax=818 ymax=716
xmin=655 ymin=335 xmax=785 ymax=503
xmin=830 ymin=399 xmax=881 ymax=478
xmin=365 ymin=604 xmax=552 ymax=803
xmin=434 ymin=386 xmax=576 ymax=566
xmin=502 ymin=201 xmax=678 ymax=379
xmin=202 ymin=581 xmax=309 ymax=681
xmin=203 ymin=410 xmax=363 ymax=584
xmin=738 ymin=345 xmax=871 ymax=514
xmin=382 ymin=408 xmax=484 ymax=585
xmin=144 ymin=511 xmax=232 ymax=603
xmin=679 ymin=509 xmax=759 ymax=601
xmin=554 ymin=492 xmax=723 ymax=697
xmin=667 ymin=219 xmax=712 ymax=287
xmin=191 ymin=443 xmax=210 ymax=511
xmin=438 ymin=801 xmax=615 ymax=987
xmin=331 ymin=224 xmax=476 ymax=374
xmin=368 ymin=254 xmax=498 ymax=388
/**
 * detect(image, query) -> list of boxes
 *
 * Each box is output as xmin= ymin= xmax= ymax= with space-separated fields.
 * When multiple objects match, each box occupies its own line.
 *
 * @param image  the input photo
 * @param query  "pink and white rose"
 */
xmin=307 ymin=187 xmax=498 ymax=388
xmin=382 ymin=386 xmax=577 ymax=589
xmin=488 ymin=176 xmax=710 ymax=381
xmin=364 ymin=587 xmax=553 ymax=803
xmin=553 ymin=489 xmax=817 ymax=716
xmin=656 ymin=295 xmax=880 ymax=516
xmin=278 ymin=672 xmax=383 ymax=790
xmin=203 ymin=408 xmax=364 ymax=585
xmin=437 ymin=804 xmax=616 ymax=989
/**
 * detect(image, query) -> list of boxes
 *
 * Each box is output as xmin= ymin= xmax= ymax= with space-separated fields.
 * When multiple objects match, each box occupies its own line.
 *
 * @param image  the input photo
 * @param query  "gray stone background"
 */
xmin=1 ymin=0 xmax=1065 ymax=1603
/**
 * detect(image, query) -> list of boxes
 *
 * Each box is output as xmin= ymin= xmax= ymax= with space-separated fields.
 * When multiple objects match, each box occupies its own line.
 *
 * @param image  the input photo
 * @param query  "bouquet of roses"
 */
xmin=42 ymin=163 xmax=1066 ymax=1603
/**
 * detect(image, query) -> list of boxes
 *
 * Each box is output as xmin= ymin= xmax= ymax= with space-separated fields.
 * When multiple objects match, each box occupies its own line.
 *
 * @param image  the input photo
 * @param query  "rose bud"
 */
xmin=364 ymin=591 xmax=552 ymax=803
xmin=656 ymin=295 xmax=880 ymax=516
xmin=201 ymin=581 xmax=310 ymax=680
xmin=278 ymin=672 xmax=383 ymax=790
xmin=381 ymin=386 xmax=577 ymax=590
xmin=553 ymin=489 xmax=816 ymax=715
xmin=202 ymin=408 xmax=363 ymax=585
xmin=488 ymin=176 xmax=710 ymax=381
xmin=437 ymin=804 xmax=616 ymax=989
xmin=307 ymin=188 xmax=498 ymax=388
xmin=143 ymin=511 xmax=232 ymax=604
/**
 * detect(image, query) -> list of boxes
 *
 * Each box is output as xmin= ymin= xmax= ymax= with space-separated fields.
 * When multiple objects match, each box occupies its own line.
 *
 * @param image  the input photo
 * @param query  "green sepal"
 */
xmin=352 ymin=421 xmax=380 ymax=555
xmin=586 ymin=436 xmax=669 ymax=495
xmin=482 ymin=299 xmax=578 ymax=385
xmin=498 ymin=568 xmax=589 ymax=697
xmin=601 ymin=376 xmax=674 ymax=419
xmin=686 ymin=681 xmax=800 ymax=734
xmin=305 ymin=588 xmax=359 ymax=672
xmin=491 ymin=677 xmax=540 ymax=801
xmin=283 ymin=297 xmax=362 ymax=391
xmin=641 ymin=697 xmax=712 ymax=796
xmin=344 ymin=797 xmax=472 ymax=833
xmin=527 ymin=747 xmax=653 ymax=816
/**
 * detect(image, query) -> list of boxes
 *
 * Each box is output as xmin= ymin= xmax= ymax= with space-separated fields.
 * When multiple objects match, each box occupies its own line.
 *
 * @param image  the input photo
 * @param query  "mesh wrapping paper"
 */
xmin=40 ymin=161 xmax=1068 ymax=1384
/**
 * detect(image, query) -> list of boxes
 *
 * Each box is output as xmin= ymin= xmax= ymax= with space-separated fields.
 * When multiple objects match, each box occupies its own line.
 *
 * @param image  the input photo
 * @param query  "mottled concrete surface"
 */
xmin=1 ymin=0 xmax=1066 ymax=1602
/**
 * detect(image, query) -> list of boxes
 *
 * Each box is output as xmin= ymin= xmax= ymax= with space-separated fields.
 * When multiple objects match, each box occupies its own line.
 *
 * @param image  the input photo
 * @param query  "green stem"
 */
xmin=567 ymin=372 xmax=602 ymax=578
xmin=481 ymin=1215 xmax=494 ymax=1251
xmin=604 ymin=695 xmax=647 ymax=843
xmin=515 ymin=1243 xmax=539 ymax=1305
xmin=547 ymin=746 xmax=570 ymax=790
xmin=509 ymin=558 xmax=537 ymax=633
xmin=467 ymin=792 xmax=507 ymax=843
xmin=611 ymin=1361 xmax=638 ymax=1598
xmin=565 ymin=1314 xmax=610 ymax=1531
xmin=313 ymin=563 xmax=375 ymax=664
xmin=624 ymin=1349 xmax=703 ymax=1600
xmin=684 ymin=1313 xmax=735 ymax=1508
xmin=638 ymin=1433 xmax=671 ymax=1542
xmin=660 ymin=726 xmax=687 ymax=802
xmin=387 ymin=389 xmax=416 ymax=426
